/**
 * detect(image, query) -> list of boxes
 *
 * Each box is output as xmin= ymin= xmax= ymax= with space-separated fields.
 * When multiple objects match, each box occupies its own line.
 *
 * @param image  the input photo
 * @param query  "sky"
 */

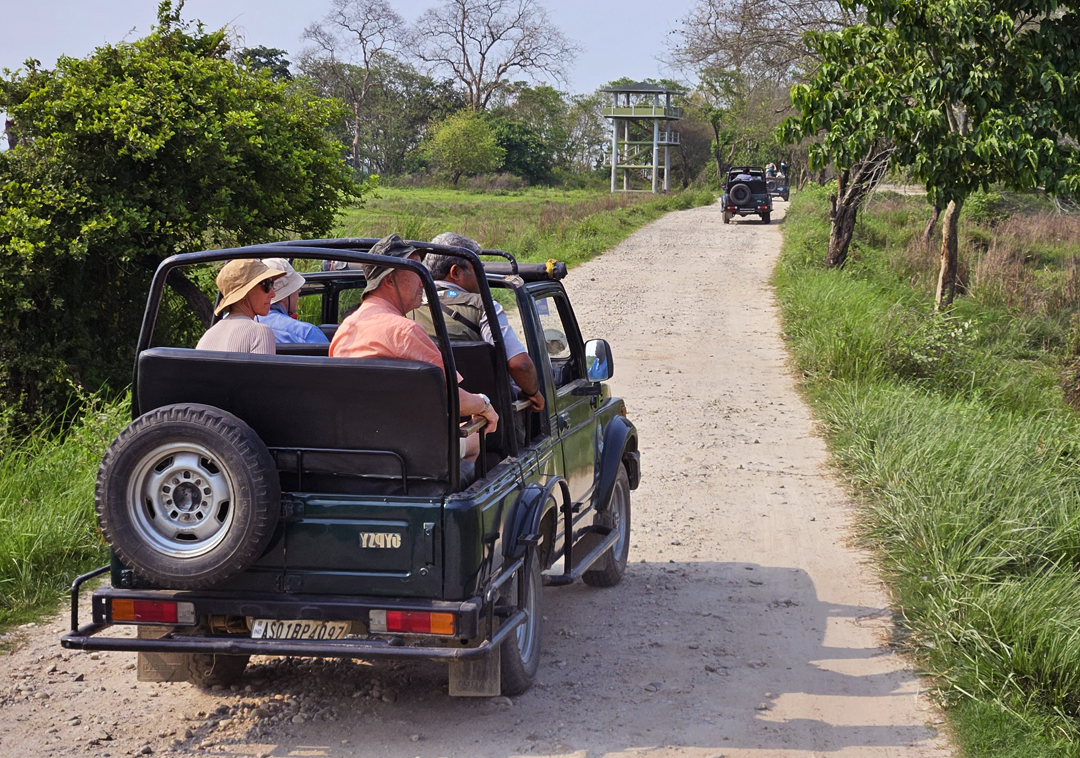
xmin=0 ymin=0 xmax=700 ymax=94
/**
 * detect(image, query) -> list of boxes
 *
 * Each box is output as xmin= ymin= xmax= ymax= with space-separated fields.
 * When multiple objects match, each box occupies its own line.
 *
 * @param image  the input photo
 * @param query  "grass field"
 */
xmin=335 ymin=186 xmax=714 ymax=266
xmin=776 ymin=185 xmax=1080 ymax=756
xmin=0 ymin=185 xmax=713 ymax=632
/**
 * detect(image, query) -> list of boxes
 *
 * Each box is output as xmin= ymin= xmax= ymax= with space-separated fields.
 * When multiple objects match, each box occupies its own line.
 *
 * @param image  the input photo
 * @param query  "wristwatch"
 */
xmin=478 ymin=393 xmax=491 ymax=414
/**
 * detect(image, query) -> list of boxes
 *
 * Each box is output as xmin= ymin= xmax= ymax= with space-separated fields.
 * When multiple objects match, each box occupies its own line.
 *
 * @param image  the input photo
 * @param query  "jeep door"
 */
xmin=529 ymin=288 xmax=599 ymax=507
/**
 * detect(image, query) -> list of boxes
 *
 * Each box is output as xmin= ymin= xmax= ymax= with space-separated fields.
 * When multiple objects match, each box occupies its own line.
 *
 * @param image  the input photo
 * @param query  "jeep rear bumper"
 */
xmin=61 ymin=565 xmax=525 ymax=662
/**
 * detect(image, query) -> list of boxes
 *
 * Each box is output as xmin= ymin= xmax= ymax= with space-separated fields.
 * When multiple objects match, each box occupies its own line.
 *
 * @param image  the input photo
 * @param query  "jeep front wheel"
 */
xmin=583 ymin=464 xmax=631 ymax=587
xmin=96 ymin=403 xmax=280 ymax=590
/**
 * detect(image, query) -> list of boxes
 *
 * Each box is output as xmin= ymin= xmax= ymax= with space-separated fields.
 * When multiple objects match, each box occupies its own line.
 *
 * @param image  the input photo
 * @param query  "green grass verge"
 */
xmin=776 ymin=185 xmax=1080 ymax=755
xmin=0 ymin=186 xmax=713 ymax=632
xmin=0 ymin=396 xmax=127 ymax=630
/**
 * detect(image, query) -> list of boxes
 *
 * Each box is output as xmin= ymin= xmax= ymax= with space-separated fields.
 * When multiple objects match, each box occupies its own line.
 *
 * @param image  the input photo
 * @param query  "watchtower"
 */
xmin=600 ymin=83 xmax=682 ymax=193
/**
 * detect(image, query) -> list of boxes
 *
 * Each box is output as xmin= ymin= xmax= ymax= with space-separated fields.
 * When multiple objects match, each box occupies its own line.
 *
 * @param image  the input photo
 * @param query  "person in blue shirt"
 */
xmin=257 ymin=258 xmax=330 ymax=344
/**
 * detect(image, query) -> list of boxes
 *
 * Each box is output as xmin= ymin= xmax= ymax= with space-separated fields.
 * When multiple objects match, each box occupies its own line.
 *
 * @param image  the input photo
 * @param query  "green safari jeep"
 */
xmin=61 ymin=239 xmax=639 ymax=697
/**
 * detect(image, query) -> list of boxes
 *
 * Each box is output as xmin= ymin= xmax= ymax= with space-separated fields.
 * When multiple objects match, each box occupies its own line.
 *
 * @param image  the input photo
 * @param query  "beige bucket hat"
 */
xmin=262 ymin=258 xmax=306 ymax=304
xmin=214 ymin=259 xmax=285 ymax=316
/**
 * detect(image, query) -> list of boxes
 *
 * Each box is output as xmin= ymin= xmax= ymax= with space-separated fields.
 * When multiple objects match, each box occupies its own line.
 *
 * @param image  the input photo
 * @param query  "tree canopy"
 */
xmin=784 ymin=0 xmax=1080 ymax=302
xmin=424 ymin=110 xmax=506 ymax=183
xmin=0 ymin=1 xmax=363 ymax=424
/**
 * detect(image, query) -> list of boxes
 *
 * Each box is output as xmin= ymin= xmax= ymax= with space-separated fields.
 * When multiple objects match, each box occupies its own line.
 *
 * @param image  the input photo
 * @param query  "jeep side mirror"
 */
xmin=585 ymin=339 xmax=613 ymax=382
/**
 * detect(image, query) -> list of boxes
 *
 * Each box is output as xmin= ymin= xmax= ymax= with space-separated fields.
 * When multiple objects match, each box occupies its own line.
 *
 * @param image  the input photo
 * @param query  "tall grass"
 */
xmin=777 ymin=185 xmax=1080 ymax=755
xmin=0 ymin=395 xmax=127 ymax=628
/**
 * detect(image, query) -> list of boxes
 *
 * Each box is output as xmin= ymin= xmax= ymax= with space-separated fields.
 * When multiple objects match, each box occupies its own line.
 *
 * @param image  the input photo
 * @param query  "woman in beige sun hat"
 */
xmin=195 ymin=259 xmax=286 ymax=355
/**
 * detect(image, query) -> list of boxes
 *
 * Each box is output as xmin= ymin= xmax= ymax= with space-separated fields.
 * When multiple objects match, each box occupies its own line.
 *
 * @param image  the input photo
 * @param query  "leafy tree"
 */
xmin=785 ymin=0 xmax=1080 ymax=306
xmin=486 ymin=114 xmax=552 ymax=182
xmin=301 ymin=0 xmax=403 ymax=174
xmin=356 ymin=56 xmax=465 ymax=175
xmin=0 ymin=1 xmax=362 ymax=425
xmin=411 ymin=0 xmax=580 ymax=111
xmin=424 ymin=110 xmax=505 ymax=184
xmin=232 ymin=45 xmax=293 ymax=81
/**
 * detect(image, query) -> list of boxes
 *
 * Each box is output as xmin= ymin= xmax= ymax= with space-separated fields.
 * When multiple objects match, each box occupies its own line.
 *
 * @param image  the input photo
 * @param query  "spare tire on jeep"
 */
xmin=728 ymin=183 xmax=752 ymax=205
xmin=95 ymin=403 xmax=280 ymax=590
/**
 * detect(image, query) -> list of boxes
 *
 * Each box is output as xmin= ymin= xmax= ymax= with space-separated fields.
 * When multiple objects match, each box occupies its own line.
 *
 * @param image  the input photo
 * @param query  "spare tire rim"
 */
xmin=127 ymin=442 xmax=237 ymax=558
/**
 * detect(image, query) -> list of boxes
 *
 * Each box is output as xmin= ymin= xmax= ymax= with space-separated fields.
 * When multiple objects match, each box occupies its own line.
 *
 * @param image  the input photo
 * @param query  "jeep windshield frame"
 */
xmin=135 ymin=239 xmax=509 ymax=493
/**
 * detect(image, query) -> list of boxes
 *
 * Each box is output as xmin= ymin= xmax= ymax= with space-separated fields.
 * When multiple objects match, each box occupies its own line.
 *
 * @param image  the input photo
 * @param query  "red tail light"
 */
xmin=110 ymin=599 xmax=195 ymax=624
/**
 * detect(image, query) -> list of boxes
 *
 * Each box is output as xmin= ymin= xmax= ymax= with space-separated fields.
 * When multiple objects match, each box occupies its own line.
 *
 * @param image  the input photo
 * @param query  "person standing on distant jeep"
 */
xmin=196 ymin=259 xmax=284 ymax=354
xmin=330 ymin=234 xmax=498 ymax=462
xmin=412 ymin=233 xmax=545 ymax=412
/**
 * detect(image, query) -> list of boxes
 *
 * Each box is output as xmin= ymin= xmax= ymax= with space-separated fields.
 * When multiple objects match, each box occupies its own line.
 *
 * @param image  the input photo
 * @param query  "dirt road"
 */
xmin=0 ymin=200 xmax=951 ymax=758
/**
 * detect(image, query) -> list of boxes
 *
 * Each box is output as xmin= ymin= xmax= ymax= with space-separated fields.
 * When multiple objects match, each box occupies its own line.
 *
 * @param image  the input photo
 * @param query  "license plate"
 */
xmin=250 ymin=619 xmax=350 ymax=640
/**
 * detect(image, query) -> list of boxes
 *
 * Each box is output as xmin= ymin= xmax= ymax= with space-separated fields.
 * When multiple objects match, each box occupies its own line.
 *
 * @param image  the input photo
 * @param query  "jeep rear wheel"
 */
xmin=761 ymin=213 xmax=771 ymax=224
xmin=583 ymin=465 xmax=631 ymax=587
xmin=96 ymin=403 xmax=280 ymax=590
xmin=500 ymin=550 xmax=542 ymax=695
xmin=187 ymin=653 xmax=250 ymax=690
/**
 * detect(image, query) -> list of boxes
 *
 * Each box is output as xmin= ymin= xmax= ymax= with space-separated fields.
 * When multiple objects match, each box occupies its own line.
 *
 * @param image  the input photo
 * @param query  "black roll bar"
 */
xmin=134 ymin=243 xmax=464 ymax=491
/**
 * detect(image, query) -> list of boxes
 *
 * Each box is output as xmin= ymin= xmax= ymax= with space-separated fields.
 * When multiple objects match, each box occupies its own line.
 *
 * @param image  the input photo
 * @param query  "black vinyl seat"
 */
xmin=137 ymin=348 xmax=453 ymax=496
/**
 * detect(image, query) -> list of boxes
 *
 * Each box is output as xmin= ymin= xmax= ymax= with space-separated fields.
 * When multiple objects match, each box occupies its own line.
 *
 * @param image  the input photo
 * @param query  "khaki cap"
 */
xmin=362 ymin=234 xmax=423 ymax=299
xmin=214 ymin=259 xmax=285 ymax=316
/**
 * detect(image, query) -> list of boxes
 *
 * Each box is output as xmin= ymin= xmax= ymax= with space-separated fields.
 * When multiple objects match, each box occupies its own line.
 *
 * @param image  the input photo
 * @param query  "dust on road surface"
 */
xmin=0 ymin=200 xmax=952 ymax=758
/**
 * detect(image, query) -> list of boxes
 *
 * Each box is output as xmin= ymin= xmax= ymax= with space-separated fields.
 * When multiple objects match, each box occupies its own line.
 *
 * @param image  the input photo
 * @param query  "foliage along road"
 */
xmin=0 ymin=199 xmax=952 ymax=757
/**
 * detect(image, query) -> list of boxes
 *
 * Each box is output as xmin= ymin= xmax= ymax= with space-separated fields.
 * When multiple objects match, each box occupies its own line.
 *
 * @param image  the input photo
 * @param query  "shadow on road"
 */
xmin=187 ymin=561 xmax=939 ymax=757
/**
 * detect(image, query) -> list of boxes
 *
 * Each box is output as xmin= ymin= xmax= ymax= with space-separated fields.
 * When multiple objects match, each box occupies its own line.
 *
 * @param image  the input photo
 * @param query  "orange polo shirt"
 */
xmin=330 ymin=297 xmax=462 ymax=382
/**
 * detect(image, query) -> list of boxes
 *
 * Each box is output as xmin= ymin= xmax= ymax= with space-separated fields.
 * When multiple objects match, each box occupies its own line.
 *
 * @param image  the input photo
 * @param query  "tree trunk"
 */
xmin=824 ymin=143 xmax=893 ymax=268
xmin=827 ymin=171 xmax=858 ymax=267
xmin=4 ymin=118 xmax=18 ymax=150
xmin=166 ymin=269 xmax=215 ymax=328
xmin=935 ymin=199 xmax=963 ymax=310
xmin=710 ymin=123 xmax=724 ymax=184
xmin=922 ymin=204 xmax=941 ymax=249
xmin=352 ymin=100 xmax=361 ymax=174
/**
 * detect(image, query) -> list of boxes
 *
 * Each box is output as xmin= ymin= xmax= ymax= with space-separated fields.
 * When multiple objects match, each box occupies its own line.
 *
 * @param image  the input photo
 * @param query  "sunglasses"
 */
xmin=258 ymin=279 xmax=276 ymax=293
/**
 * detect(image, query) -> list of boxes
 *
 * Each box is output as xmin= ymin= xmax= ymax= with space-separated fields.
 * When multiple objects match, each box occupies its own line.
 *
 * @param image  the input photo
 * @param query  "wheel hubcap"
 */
xmin=127 ymin=442 xmax=236 ymax=558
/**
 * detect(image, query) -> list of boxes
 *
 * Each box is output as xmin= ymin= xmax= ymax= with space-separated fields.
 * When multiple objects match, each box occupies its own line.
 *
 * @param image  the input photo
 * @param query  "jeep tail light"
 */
xmin=110 ymin=599 xmax=196 ymax=625
xmin=369 ymin=609 xmax=455 ymax=635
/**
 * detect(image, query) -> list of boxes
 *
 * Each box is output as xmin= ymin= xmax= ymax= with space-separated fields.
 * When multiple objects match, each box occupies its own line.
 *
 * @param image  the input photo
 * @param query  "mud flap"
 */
xmin=136 ymin=626 xmax=192 ymax=683
xmin=448 ymin=649 xmax=501 ymax=697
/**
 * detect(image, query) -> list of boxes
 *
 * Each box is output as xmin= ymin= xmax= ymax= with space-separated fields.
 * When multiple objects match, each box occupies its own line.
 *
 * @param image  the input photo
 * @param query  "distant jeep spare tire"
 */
xmin=766 ymin=179 xmax=778 ymax=192
xmin=729 ymin=183 xmax=752 ymax=204
xmin=96 ymin=403 xmax=280 ymax=590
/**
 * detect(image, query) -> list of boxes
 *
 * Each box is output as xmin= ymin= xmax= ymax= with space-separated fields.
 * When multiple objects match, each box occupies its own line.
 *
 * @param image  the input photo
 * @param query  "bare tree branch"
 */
xmin=669 ymin=0 xmax=860 ymax=83
xmin=410 ymin=0 xmax=581 ymax=110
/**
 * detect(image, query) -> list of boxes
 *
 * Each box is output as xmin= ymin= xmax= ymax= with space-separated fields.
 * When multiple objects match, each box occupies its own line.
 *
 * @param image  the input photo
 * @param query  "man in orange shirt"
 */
xmin=330 ymin=234 xmax=498 ymax=463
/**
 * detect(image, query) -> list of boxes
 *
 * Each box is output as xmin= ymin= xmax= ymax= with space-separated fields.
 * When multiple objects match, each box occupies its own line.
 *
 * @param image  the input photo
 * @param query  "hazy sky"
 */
xmin=1 ymin=0 xmax=699 ymax=93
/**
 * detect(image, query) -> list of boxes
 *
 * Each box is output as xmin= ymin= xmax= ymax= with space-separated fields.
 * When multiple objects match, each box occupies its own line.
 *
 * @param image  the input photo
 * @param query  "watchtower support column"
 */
xmin=600 ymin=83 xmax=682 ymax=193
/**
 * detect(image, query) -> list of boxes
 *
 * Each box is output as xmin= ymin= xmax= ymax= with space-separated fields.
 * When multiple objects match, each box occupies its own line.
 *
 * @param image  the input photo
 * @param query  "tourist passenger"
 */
xmin=413 ymin=233 xmax=545 ymax=412
xmin=257 ymin=258 xmax=329 ymax=344
xmin=329 ymin=234 xmax=498 ymax=462
xmin=196 ymin=259 xmax=284 ymax=354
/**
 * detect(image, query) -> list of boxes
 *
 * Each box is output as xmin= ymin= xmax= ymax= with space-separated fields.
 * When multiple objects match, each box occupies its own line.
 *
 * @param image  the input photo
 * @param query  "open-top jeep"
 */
xmin=61 ymin=239 xmax=639 ymax=697
xmin=766 ymin=173 xmax=790 ymax=202
xmin=722 ymin=166 xmax=773 ymax=224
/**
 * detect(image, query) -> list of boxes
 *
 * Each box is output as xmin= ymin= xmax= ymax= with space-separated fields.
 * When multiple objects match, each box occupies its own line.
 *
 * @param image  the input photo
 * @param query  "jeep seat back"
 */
xmin=136 ymin=348 xmax=451 ymax=497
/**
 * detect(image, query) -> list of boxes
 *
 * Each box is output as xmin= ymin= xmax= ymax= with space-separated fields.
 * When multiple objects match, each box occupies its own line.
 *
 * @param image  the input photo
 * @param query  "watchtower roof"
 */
xmin=600 ymin=82 xmax=680 ymax=95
